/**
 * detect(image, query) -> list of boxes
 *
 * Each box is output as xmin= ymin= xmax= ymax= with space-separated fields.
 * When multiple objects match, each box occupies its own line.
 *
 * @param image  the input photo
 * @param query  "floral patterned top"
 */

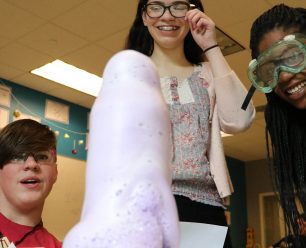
xmin=160 ymin=64 xmax=223 ymax=207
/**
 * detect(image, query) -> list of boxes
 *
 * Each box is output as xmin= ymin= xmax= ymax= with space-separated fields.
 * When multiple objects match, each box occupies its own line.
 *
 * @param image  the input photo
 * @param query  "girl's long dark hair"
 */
xmin=250 ymin=4 xmax=306 ymax=246
xmin=265 ymin=93 xmax=306 ymax=245
xmin=125 ymin=0 xmax=205 ymax=64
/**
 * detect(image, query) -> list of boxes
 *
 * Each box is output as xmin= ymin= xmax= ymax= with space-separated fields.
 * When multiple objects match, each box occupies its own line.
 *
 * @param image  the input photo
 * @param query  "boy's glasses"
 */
xmin=10 ymin=150 xmax=56 ymax=165
xmin=241 ymin=33 xmax=306 ymax=110
xmin=144 ymin=2 xmax=196 ymax=18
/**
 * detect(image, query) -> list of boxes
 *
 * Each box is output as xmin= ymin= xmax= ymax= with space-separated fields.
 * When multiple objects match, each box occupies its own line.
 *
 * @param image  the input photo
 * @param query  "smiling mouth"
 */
xmin=286 ymin=81 xmax=306 ymax=95
xmin=157 ymin=26 xmax=179 ymax=31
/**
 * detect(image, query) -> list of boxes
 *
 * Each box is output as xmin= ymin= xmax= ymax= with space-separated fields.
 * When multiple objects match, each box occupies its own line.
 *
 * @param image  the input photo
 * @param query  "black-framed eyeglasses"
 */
xmin=10 ymin=150 xmax=56 ymax=166
xmin=143 ymin=2 xmax=196 ymax=18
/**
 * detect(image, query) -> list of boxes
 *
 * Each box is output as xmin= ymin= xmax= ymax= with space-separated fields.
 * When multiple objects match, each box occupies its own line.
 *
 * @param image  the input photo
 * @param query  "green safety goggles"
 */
xmin=241 ymin=33 xmax=306 ymax=110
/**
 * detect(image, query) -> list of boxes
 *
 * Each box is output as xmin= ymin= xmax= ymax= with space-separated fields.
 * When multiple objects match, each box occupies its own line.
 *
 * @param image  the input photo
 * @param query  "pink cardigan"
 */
xmin=200 ymin=62 xmax=255 ymax=198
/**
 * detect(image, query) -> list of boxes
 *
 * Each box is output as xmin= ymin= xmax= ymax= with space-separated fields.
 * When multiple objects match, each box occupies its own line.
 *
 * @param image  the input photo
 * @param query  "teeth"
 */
xmin=158 ymin=26 xmax=178 ymax=31
xmin=287 ymin=81 xmax=306 ymax=94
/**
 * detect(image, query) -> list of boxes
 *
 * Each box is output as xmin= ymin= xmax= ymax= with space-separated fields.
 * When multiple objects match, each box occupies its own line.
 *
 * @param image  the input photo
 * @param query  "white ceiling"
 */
xmin=0 ymin=0 xmax=305 ymax=162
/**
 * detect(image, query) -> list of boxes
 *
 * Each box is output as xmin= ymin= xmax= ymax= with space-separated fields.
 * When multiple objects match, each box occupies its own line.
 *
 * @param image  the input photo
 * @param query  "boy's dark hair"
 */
xmin=250 ymin=4 xmax=306 ymax=59
xmin=0 ymin=119 xmax=57 ymax=168
xmin=125 ymin=0 xmax=205 ymax=64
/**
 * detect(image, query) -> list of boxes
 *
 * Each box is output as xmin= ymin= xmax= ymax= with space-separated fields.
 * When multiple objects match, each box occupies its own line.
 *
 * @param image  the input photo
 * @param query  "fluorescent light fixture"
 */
xmin=31 ymin=60 xmax=102 ymax=97
xmin=221 ymin=131 xmax=233 ymax=138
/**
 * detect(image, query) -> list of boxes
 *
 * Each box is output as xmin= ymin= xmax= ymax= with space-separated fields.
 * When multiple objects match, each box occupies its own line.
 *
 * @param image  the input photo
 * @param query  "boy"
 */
xmin=0 ymin=119 xmax=62 ymax=247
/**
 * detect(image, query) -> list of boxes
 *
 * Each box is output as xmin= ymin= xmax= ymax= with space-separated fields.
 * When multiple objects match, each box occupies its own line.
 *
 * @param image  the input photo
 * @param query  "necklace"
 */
xmin=0 ymin=220 xmax=43 ymax=246
xmin=14 ymin=220 xmax=43 ymax=246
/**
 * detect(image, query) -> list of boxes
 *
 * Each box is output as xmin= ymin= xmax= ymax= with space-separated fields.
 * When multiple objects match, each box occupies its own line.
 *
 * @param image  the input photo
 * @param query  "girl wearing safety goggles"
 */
xmin=247 ymin=4 xmax=306 ymax=247
xmin=248 ymin=34 xmax=306 ymax=95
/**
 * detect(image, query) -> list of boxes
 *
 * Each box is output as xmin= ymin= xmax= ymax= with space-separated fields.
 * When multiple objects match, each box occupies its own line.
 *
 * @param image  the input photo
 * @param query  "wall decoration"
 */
xmin=0 ymin=85 xmax=11 ymax=107
xmin=45 ymin=99 xmax=69 ymax=124
xmin=12 ymin=109 xmax=41 ymax=122
xmin=0 ymin=107 xmax=9 ymax=129
xmin=72 ymin=140 xmax=78 ymax=154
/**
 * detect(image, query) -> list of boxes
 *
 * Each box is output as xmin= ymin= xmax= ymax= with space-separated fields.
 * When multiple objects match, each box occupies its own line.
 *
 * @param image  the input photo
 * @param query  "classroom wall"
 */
xmin=245 ymin=159 xmax=274 ymax=246
xmin=226 ymin=156 xmax=248 ymax=248
xmin=43 ymin=155 xmax=86 ymax=241
xmin=0 ymin=78 xmax=89 ymax=161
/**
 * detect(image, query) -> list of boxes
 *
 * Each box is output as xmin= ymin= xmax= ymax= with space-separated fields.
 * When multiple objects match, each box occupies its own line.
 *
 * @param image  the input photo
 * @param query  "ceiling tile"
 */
xmin=204 ymin=0 xmax=271 ymax=28
xmin=18 ymin=23 xmax=88 ymax=58
xmin=225 ymin=140 xmax=267 ymax=161
xmin=11 ymin=72 xmax=62 ymax=93
xmin=61 ymin=44 xmax=113 ymax=76
xmin=0 ymin=35 xmax=11 ymax=48
xmin=47 ymin=86 xmax=95 ymax=108
xmin=222 ymin=121 xmax=267 ymax=161
xmin=5 ymin=0 xmax=87 ymax=20
xmin=96 ymin=28 xmax=129 ymax=53
xmin=0 ymin=42 xmax=52 ymax=71
xmin=52 ymin=0 xmax=131 ymax=42
xmin=99 ymin=0 xmax=137 ymax=22
xmin=254 ymin=111 xmax=265 ymax=121
xmin=250 ymin=91 xmax=268 ymax=108
xmin=0 ymin=0 xmax=45 ymax=40
xmin=225 ymin=50 xmax=250 ymax=86
xmin=222 ymin=21 xmax=253 ymax=50
xmin=0 ymin=63 xmax=24 ymax=80
xmin=224 ymin=144 xmax=267 ymax=161
xmin=230 ymin=122 xmax=266 ymax=141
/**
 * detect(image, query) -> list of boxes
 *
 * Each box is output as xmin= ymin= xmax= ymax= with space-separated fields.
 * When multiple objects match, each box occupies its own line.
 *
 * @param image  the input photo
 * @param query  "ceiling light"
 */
xmin=31 ymin=60 xmax=102 ymax=97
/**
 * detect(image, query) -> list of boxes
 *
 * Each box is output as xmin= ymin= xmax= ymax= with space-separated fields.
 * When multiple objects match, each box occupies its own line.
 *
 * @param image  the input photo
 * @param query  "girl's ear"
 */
xmin=142 ymin=12 xmax=148 ymax=26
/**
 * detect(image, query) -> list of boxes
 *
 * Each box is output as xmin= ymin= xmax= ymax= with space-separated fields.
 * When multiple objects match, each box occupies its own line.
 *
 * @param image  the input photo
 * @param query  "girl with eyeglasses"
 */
xmin=125 ymin=1 xmax=255 ymax=246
